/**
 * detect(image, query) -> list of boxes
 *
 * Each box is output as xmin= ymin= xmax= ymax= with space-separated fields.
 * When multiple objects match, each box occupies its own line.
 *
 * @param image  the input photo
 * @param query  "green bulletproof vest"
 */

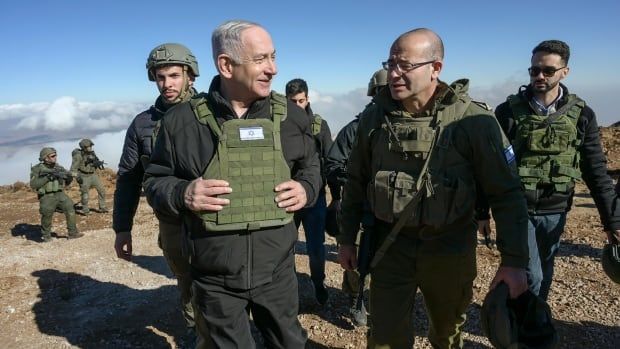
xmin=368 ymin=92 xmax=475 ymax=230
xmin=510 ymin=94 xmax=584 ymax=192
xmin=73 ymin=149 xmax=96 ymax=173
xmin=32 ymin=164 xmax=63 ymax=195
xmin=312 ymin=114 xmax=322 ymax=136
xmin=190 ymin=92 xmax=293 ymax=232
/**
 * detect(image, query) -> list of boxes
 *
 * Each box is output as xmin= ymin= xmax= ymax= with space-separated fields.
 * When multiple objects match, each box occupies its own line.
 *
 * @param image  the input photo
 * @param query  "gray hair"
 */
xmin=211 ymin=19 xmax=261 ymax=65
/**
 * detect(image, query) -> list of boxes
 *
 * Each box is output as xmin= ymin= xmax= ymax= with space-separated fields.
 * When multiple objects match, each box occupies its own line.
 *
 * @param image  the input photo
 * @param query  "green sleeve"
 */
xmin=29 ymin=165 xmax=49 ymax=190
xmin=464 ymin=112 xmax=529 ymax=268
xmin=337 ymin=111 xmax=376 ymax=246
xmin=70 ymin=150 xmax=81 ymax=173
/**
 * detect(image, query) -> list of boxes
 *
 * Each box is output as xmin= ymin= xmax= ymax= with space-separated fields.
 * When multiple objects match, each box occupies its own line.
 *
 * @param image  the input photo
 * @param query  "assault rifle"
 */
xmin=351 ymin=216 xmax=374 ymax=326
xmin=85 ymin=155 xmax=106 ymax=170
xmin=40 ymin=167 xmax=72 ymax=183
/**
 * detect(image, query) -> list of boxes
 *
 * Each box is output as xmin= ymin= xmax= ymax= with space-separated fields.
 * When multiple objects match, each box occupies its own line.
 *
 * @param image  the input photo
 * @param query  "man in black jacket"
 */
xmin=112 ymin=43 xmax=200 ymax=344
xmin=478 ymin=40 xmax=620 ymax=300
xmin=285 ymin=78 xmax=334 ymax=305
xmin=143 ymin=20 xmax=320 ymax=348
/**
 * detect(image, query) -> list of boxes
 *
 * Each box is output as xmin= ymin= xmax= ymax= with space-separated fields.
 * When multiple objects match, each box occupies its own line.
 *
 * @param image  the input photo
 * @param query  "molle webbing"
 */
xmin=190 ymin=92 xmax=292 ymax=231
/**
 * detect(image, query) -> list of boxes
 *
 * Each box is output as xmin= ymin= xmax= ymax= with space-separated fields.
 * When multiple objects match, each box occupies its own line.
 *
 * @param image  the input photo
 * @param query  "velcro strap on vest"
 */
xmin=518 ymin=167 xmax=544 ymax=178
xmin=554 ymin=165 xmax=581 ymax=179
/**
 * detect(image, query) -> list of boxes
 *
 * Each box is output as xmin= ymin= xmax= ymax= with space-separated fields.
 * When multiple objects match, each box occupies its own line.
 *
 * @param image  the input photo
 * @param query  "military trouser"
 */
xmin=158 ymin=220 xmax=195 ymax=329
xmin=39 ymin=191 xmax=78 ymax=238
xmin=78 ymin=173 xmax=106 ymax=213
xmin=368 ymin=232 xmax=476 ymax=349
xmin=192 ymin=252 xmax=306 ymax=349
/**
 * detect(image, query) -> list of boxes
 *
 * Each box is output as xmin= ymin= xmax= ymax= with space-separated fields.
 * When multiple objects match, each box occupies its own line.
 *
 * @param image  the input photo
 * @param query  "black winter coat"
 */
xmin=143 ymin=76 xmax=321 ymax=290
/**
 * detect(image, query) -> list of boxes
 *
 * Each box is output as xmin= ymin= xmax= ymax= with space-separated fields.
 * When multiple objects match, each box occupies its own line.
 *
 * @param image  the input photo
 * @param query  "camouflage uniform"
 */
xmin=30 ymin=148 xmax=80 ymax=241
xmin=71 ymin=140 xmax=107 ymax=214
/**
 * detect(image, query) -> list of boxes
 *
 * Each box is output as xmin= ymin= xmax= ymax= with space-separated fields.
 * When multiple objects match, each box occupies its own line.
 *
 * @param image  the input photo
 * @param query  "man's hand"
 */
xmin=114 ymin=231 xmax=132 ymax=261
xmin=274 ymin=180 xmax=307 ymax=212
xmin=184 ymin=178 xmax=232 ymax=212
xmin=490 ymin=266 xmax=528 ymax=299
xmin=337 ymin=244 xmax=358 ymax=271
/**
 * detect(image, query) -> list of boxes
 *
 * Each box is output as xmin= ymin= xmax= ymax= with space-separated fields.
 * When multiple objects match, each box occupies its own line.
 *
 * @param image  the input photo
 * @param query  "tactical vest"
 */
xmin=367 ymin=94 xmax=477 ymax=233
xmin=190 ymin=92 xmax=293 ymax=232
xmin=73 ymin=149 xmax=96 ymax=174
xmin=32 ymin=164 xmax=62 ymax=195
xmin=510 ymin=94 xmax=584 ymax=192
xmin=312 ymin=114 xmax=322 ymax=136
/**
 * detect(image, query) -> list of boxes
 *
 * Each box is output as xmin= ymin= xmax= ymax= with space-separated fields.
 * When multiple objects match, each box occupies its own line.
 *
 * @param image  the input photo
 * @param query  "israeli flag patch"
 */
xmin=504 ymin=145 xmax=515 ymax=164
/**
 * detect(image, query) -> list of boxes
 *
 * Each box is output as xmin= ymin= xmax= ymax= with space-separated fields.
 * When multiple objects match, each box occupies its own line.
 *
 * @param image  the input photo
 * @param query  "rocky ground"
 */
xmin=0 ymin=127 xmax=618 ymax=349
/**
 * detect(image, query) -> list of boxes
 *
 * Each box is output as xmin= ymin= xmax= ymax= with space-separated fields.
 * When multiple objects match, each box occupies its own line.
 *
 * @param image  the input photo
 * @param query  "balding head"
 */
xmin=392 ymin=28 xmax=444 ymax=62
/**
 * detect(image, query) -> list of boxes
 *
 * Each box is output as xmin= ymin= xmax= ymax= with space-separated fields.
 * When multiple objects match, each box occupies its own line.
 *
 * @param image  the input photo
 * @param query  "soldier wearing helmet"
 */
xmin=71 ymin=138 xmax=107 ymax=215
xmin=30 ymin=147 xmax=83 ymax=242
xmin=113 ymin=42 xmax=200 ymax=344
xmin=324 ymin=68 xmax=387 ymax=327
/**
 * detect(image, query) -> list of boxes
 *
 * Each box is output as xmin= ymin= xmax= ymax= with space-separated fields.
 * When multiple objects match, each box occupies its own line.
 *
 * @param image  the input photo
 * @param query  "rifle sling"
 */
xmin=369 ymin=119 xmax=443 ymax=270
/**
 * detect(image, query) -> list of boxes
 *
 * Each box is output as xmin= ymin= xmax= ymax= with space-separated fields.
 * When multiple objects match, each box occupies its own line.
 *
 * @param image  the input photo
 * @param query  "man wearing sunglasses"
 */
xmin=30 ymin=147 xmax=83 ymax=242
xmin=478 ymin=40 xmax=620 ymax=299
xmin=337 ymin=28 xmax=529 ymax=348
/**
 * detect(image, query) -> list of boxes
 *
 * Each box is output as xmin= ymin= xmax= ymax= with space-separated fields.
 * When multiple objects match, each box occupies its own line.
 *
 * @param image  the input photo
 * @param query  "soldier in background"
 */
xmin=285 ymin=78 xmax=334 ymax=305
xmin=71 ymin=138 xmax=107 ymax=215
xmin=324 ymin=68 xmax=387 ymax=326
xmin=30 ymin=147 xmax=83 ymax=242
xmin=112 ymin=43 xmax=200 ymax=346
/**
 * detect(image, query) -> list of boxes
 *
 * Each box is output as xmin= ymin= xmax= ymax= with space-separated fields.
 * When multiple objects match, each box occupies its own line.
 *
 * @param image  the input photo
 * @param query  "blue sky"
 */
xmin=0 ymin=0 xmax=619 ymax=184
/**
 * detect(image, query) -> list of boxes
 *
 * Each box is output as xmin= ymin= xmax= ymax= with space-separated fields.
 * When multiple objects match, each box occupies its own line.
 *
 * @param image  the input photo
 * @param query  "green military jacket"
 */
xmin=30 ymin=163 xmax=71 ymax=196
xmin=71 ymin=149 xmax=98 ymax=174
xmin=338 ymin=79 xmax=529 ymax=268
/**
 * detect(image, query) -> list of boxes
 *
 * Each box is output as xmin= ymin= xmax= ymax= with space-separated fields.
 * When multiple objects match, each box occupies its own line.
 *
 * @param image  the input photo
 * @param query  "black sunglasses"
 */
xmin=528 ymin=66 xmax=565 ymax=78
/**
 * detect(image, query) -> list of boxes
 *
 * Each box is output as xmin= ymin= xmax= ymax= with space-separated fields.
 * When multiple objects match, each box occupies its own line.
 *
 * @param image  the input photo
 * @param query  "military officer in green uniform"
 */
xmin=30 ymin=147 xmax=83 ymax=242
xmin=71 ymin=138 xmax=107 ymax=215
xmin=337 ymin=28 xmax=529 ymax=348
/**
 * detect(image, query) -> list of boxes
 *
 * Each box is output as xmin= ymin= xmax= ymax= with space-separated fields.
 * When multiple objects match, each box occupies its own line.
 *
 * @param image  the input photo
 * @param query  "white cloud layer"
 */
xmin=1 ymin=84 xmax=617 ymax=186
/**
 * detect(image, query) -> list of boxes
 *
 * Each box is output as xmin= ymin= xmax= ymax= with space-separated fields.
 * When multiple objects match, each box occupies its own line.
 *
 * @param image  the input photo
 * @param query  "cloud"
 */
xmin=1 ymin=131 xmax=126 ymax=185
xmin=309 ymin=88 xmax=370 ymax=136
xmin=1 ymin=97 xmax=148 ymax=133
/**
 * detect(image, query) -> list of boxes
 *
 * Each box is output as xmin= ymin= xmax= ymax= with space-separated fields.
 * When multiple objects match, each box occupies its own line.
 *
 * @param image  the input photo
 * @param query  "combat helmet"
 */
xmin=79 ymin=138 xmax=94 ymax=149
xmin=367 ymin=68 xmax=388 ymax=96
xmin=602 ymin=243 xmax=620 ymax=284
xmin=147 ymin=43 xmax=200 ymax=81
xmin=481 ymin=283 xmax=558 ymax=349
xmin=39 ymin=147 xmax=57 ymax=161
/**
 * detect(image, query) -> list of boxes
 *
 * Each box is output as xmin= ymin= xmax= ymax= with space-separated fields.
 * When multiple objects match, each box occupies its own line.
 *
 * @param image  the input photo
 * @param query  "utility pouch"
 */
xmin=421 ymin=173 xmax=473 ymax=229
xmin=527 ymin=126 xmax=569 ymax=154
xmin=368 ymin=170 xmax=418 ymax=226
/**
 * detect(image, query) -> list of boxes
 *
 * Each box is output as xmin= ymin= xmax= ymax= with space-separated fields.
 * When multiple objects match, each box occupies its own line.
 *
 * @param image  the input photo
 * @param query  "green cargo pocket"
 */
xmin=392 ymin=172 xmax=419 ymax=226
xmin=528 ymin=128 xmax=570 ymax=154
xmin=368 ymin=171 xmax=396 ymax=223
xmin=421 ymin=176 xmax=473 ymax=229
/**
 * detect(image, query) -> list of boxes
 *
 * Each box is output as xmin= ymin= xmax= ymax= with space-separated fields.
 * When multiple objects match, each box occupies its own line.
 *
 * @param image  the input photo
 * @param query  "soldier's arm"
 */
xmin=325 ymin=119 xmax=359 ymax=200
xmin=577 ymin=106 xmax=620 ymax=231
xmin=113 ymin=119 xmax=144 ymax=234
xmin=143 ymin=120 xmax=190 ymax=218
xmin=70 ymin=151 xmax=81 ymax=174
xmin=337 ymin=115 xmax=372 ymax=246
xmin=464 ymin=114 xmax=528 ymax=268
xmin=29 ymin=166 xmax=49 ymax=190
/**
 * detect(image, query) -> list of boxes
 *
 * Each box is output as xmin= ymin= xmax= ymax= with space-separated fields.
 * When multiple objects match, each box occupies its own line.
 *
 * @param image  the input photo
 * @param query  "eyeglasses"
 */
xmin=528 ymin=66 xmax=565 ymax=77
xmin=237 ymin=53 xmax=276 ymax=66
xmin=382 ymin=60 xmax=435 ymax=74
